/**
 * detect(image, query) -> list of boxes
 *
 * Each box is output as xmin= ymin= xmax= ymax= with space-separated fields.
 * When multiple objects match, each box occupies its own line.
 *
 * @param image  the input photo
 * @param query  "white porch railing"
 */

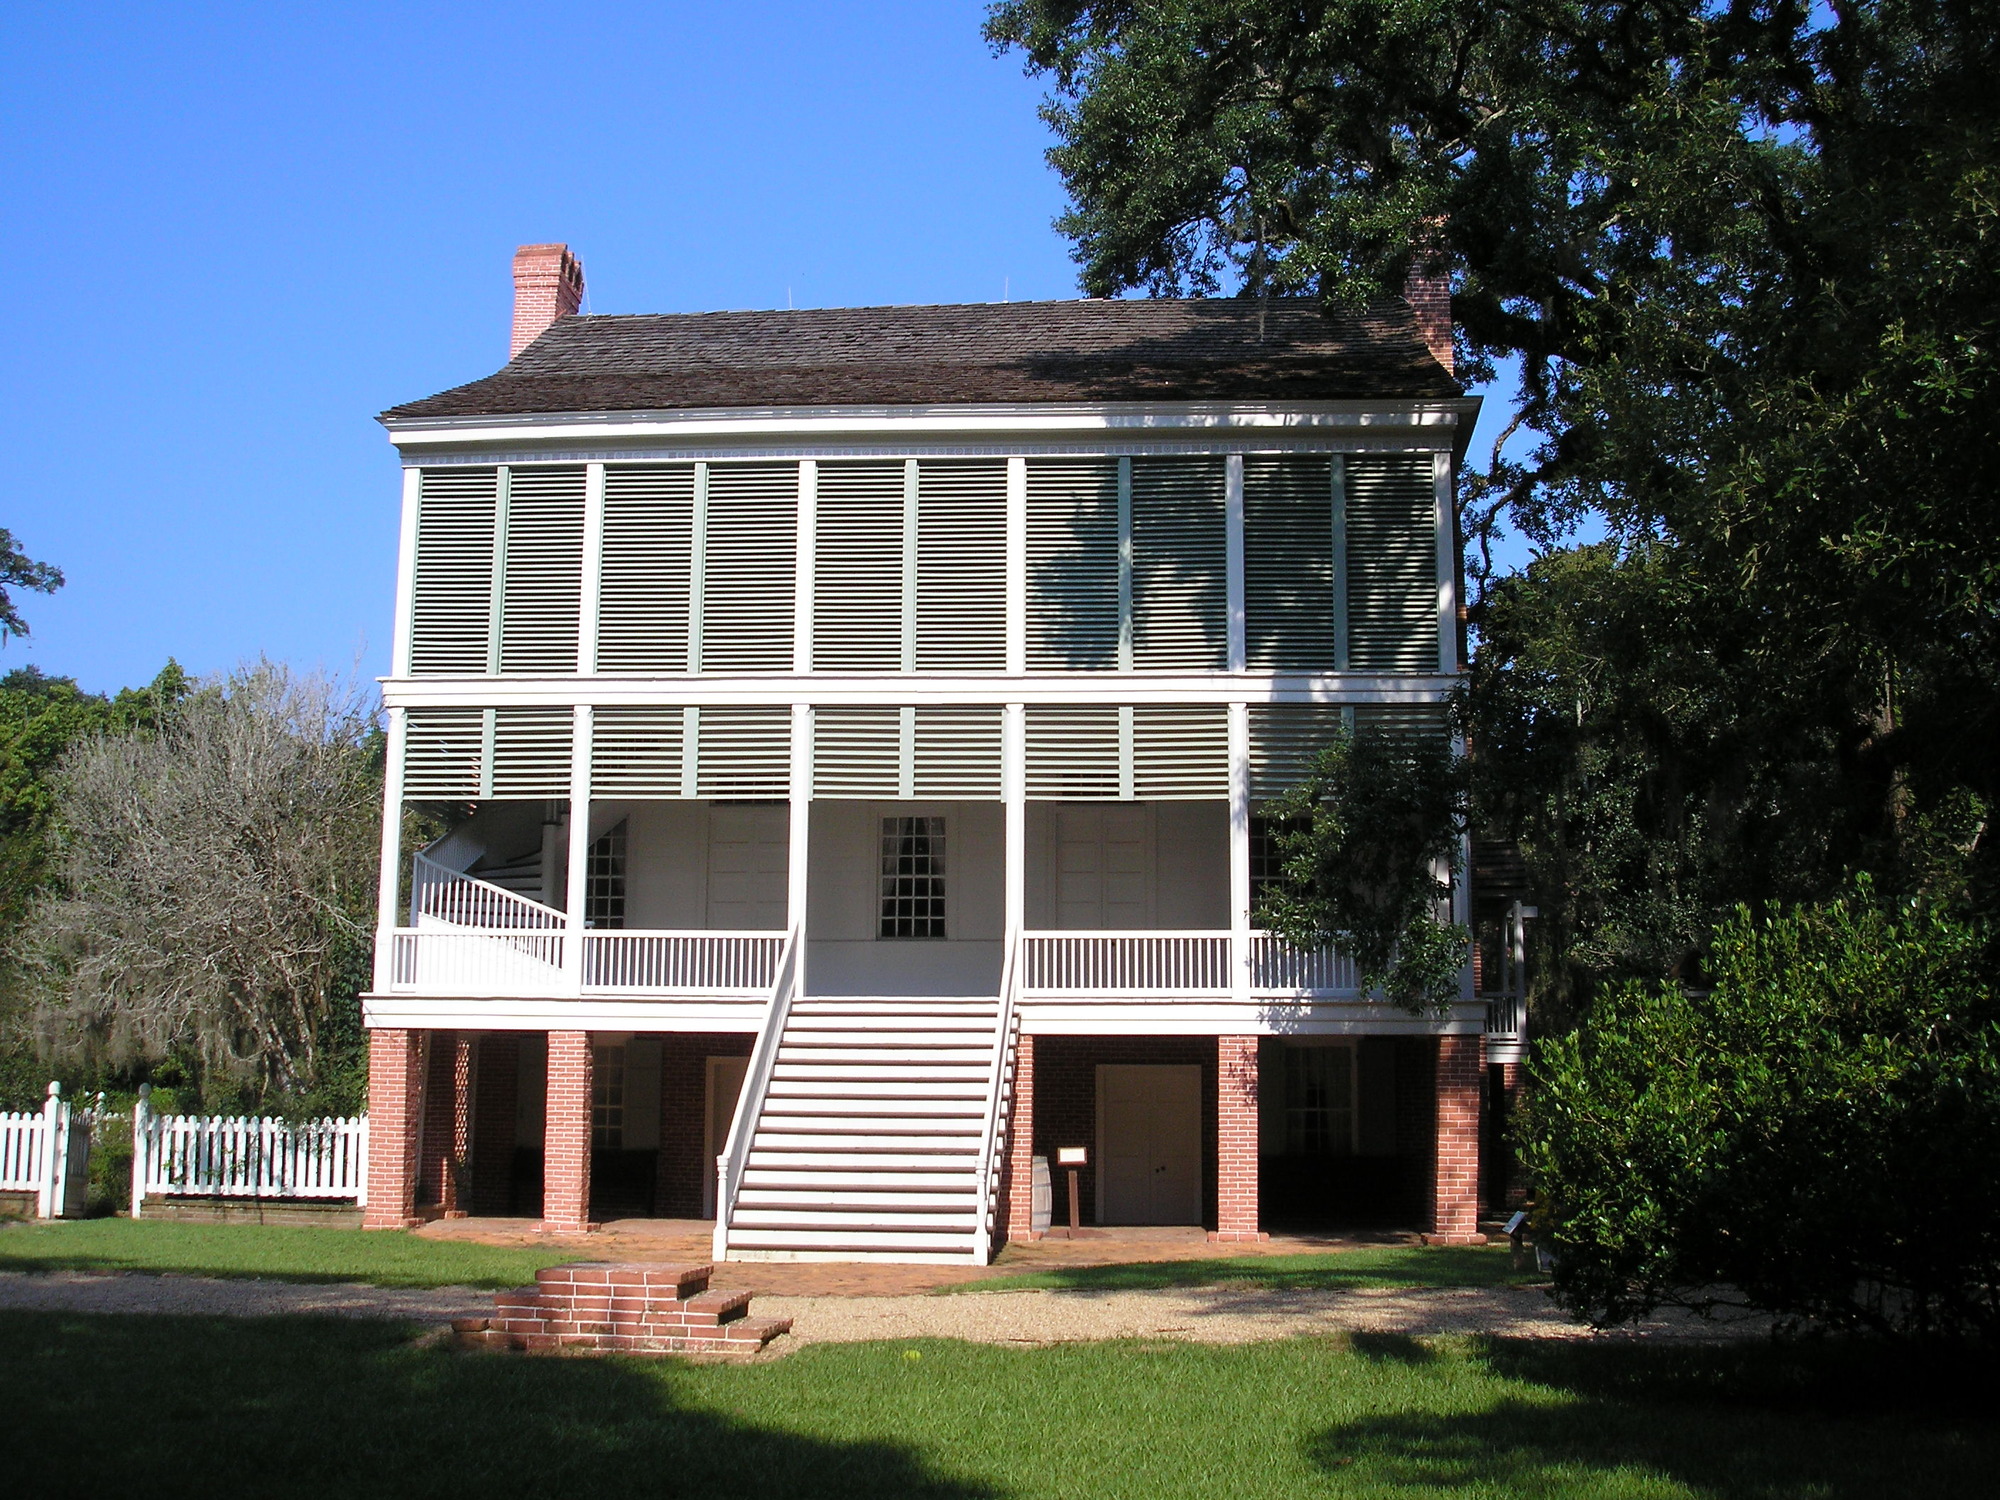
xmin=1021 ymin=931 xmax=1232 ymax=993
xmin=1248 ymin=933 xmax=1359 ymax=995
xmin=713 ymin=926 xmax=802 ymax=1262
xmin=130 ymin=1086 xmax=367 ymax=1212
xmin=390 ymin=928 xmax=567 ymax=995
xmin=583 ymin=931 xmax=784 ymax=993
xmin=410 ymin=852 xmax=564 ymax=929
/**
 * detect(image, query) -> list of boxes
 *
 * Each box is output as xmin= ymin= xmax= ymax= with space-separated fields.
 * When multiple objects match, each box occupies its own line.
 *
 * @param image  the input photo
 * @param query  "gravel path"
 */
xmin=0 ymin=1270 xmax=1759 ymax=1345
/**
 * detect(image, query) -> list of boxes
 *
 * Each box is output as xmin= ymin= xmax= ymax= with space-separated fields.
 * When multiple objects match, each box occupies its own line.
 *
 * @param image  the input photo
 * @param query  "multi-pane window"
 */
xmin=1283 ymin=1045 xmax=1356 ymax=1156
xmin=592 ymin=1043 xmax=625 ymax=1149
xmin=1249 ymin=814 xmax=1308 ymax=919
xmin=585 ymin=820 xmax=627 ymax=930
xmin=879 ymin=816 xmax=946 ymax=939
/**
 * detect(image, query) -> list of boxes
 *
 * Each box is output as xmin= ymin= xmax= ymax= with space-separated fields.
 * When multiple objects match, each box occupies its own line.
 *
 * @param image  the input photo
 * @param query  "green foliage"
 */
xmin=1259 ymin=726 xmax=1469 ymax=1011
xmin=1518 ymin=886 xmax=2000 ymax=1336
xmin=0 ymin=527 xmax=63 ymax=642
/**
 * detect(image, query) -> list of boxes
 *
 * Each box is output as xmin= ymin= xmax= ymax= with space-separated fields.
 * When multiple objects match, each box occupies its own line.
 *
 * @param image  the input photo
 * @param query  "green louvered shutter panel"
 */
xmin=814 ymin=462 xmax=905 ymax=672
xmin=813 ymin=705 xmax=902 ymax=797
xmin=695 ymin=706 xmax=792 ymax=798
xmin=914 ymin=706 xmax=1004 ymax=797
xmin=1132 ymin=705 xmax=1229 ymax=799
xmin=916 ymin=460 xmax=1008 ymax=671
xmin=1025 ymin=705 xmax=1122 ymax=798
xmin=1248 ymin=705 xmax=1349 ymax=801
xmin=1026 ymin=459 xmax=1120 ymax=671
xmin=498 ymin=466 xmax=586 ymax=674
xmin=701 ymin=464 xmax=797 ymax=673
xmin=402 ymin=708 xmax=485 ymax=797
xmin=1345 ymin=455 xmax=1438 ymax=672
xmin=1131 ymin=457 xmax=1227 ymax=670
xmin=489 ymin=708 xmax=574 ymax=798
xmin=410 ymin=469 xmax=498 ymax=676
xmin=597 ymin=465 xmax=694 ymax=672
xmin=1243 ymin=456 xmax=1337 ymax=672
xmin=590 ymin=707 xmax=686 ymax=796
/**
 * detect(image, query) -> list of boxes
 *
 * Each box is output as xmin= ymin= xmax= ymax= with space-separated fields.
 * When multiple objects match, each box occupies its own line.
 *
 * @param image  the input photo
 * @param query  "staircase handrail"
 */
xmin=711 ymin=924 xmax=802 ymax=1263
xmin=409 ymin=851 xmax=565 ymax=930
xmin=970 ymin=927 xmax=1023 ymax=1264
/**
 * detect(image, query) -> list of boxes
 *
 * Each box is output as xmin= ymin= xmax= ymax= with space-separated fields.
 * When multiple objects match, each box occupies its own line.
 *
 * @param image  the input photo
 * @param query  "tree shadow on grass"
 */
xmin=960 ymin=1245 xmax=1533 ymax=1295
xmin=1 ymin=1312 xmax=993 ymax=1500
xmin=1307 ymin=1335 xmax=2000 ymax=1498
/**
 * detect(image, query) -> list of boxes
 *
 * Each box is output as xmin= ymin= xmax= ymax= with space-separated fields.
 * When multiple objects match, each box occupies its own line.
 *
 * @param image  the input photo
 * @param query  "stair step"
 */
xmin=747 ymin=1148 xmax=979 ymax=1169
xmin=783 ymin=1017 xmax=997 ymax=1034
xmin=737 ymin=1189 xmax=981 ymax=1211
xmin=764 ymin=1079 xmax=989 ymax=1100
xmin=772 ymin=1062 xmax=992 ymax=1082
xmin=732 ymin=1208 xmax=981 ymax=1230
xmin=777 ymin=1044 xmax=995 ymax=1063
xmin=742 ymin=1169 xmax=981 ymax=1191
xmin=727 ymin=1227 xmax=980 ymax=1250
xmin=751 ymin=1120 xmax=980 ymax=1140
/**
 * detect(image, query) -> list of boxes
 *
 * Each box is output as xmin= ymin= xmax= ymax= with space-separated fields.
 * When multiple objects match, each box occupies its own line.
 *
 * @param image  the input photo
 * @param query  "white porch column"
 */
xmin=1228 ymin=701 xmax=1251 ymax=1004
xmin=1003 ymin=703 xmax=1026 ymax=939
xmin=372 ymin=706 xmax=408 ymax=994
xmin=563 ymin=705 xmax=593 ymax=994
xmin=789 ymin=702 xmax=812 ymax=993
xmin=391 ymin=467 xmax=420 ymax=678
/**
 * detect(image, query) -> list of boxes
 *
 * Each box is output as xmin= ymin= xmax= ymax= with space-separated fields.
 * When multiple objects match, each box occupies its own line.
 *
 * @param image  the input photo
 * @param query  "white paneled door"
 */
xmin=1096 ymin=1063 xmax=1201 ymax=1225
xmin=1054 ymin=804 xmax=1151 ymax=928
xmin=705 ymin=805 xmax=788 ymax=929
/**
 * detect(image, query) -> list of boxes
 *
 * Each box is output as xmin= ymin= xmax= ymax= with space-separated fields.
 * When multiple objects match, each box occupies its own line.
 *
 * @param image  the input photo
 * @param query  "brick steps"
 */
xmin=453 ymin=1261 xmax=790 ymax=1359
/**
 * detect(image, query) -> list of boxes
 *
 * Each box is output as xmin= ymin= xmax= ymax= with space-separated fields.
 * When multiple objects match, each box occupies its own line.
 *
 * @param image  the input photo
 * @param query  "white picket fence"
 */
xmin=0 ymin=1083 xmax=90 ymax=1218
xmin=130 ymin=1085 xmax=368 ymax=1215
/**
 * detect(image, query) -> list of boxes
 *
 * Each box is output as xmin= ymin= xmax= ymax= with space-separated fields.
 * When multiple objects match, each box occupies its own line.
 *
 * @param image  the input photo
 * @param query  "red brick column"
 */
xmin=541 ymin=1031 xmax=594 ymax=1234
xmin=1003 ymin=1032 xmax=1039 ymax=1243
xmin=1210 ymin=1035 xmax=1268 ymax=1242
xmin=363 ymin=1028 xmax=425 ymax=1230
xmin=1426 ymin=1033 xmax=1487 ymax=1245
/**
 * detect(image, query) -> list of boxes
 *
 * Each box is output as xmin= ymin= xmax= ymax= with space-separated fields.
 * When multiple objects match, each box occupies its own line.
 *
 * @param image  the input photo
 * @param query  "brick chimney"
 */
xmin=1403 ymin=237 xmax=1453 ymax=377
xmin=510 ymin=243 xmax=585 ymax=359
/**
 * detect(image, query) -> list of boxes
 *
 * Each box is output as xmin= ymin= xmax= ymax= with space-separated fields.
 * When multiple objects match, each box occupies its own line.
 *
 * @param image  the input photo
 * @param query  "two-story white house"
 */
xmin=360 ymin=243 xmax=1508 ymax=1261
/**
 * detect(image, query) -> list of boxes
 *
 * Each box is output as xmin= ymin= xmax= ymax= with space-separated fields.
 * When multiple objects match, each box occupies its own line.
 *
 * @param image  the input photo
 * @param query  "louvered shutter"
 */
xmin=498 ymin=466 xmax=586 ymax=673
xmin=813 ymin=462 xmax=904 ymax=672
xmin=1026 ymin=460 xmax=1119 ymax=671
xmin=490 ymin=708 xmax=574 ymax=798
xmin=598 ymin=465 xmax=694 ymax=672
xmin=1244 ymin=455 xmax=1337 ymax=672
xmin=1131 ymin=457 xmax=1227 ymax=670
xmin=591 ymin=707 xmax=685 ymax=796
xmin=915 ymin=706 xmax=1003 ymax=797
xmin=701 ymin=464 xmax=797 ymax=673
xmin=1026 ymin=705 xmax=1121 ymax=798
xmin=812 ymin=706 xmax=901 ymax=797
xmin=1355 ymin=701 xmax=1450 ymax=746
xmin=409 ymin=469 xmax=498 ymax=676
xmin=1346 ymin=455 xmax=1439 ymax=672
xmin=916 ymin=460 xmax=1007 ymax=671
xmin=1132 ymin=706 xmax=1229 ymax=799
xmin=402 ymin=708 xmax=484 ymax=798
xmin=695 ymin=706 xmax=791 ymax=798
xmin=1248 ymin=705 xmax=1349 ymax=800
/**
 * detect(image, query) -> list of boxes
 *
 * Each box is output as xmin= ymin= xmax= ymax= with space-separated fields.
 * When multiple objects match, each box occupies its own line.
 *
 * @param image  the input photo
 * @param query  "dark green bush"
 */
xmin=1520 ymin=886 xmax=2000 ymax=1337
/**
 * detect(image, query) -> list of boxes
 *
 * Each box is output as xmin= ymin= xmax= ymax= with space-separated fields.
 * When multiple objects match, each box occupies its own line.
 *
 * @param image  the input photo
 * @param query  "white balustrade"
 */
xmin=410 ymin=853 xmax=564 ymax=930
xmin=1248 ymin=933 xmax=1359 ymax=995
xmin=1021 ymin=931 xmax=1232 ymax=993
xmin=390 ymin=929 xmax=567 ymax=995
xmin=583 ymin=931 xmax=784 ymax=993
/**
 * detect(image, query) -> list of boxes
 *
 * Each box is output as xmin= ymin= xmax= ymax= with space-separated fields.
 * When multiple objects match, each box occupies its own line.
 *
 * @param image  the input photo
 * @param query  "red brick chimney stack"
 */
xmin=1403 ymin=234 xmax=1453 ymax=378
xmin=510 ymin=243 xmax=585 ymax=359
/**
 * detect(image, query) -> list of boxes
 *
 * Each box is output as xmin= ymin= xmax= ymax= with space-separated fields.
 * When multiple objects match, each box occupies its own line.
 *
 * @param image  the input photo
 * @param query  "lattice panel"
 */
xmin=1346 ymin=455 xmax=1439 ymax=672
xmin=915 ymin=705 xmax=1003 ymax=798
xmin=1248 ymin=704 xmax=1349 ymax=800
xmin=695 ymin=706 xmax=791 ymax=798
xmin=812 ymin=705 xmax=901 ymax=797
xmin=490 ymin=707 xmax=575 ymax=799
xmin=1026 ymin=459 xmax=1120 ymax=671
xmin=1244 ymin=455 xmax=1337 ymax=672
xmin=916 ymin=460 xmax=1008 ymax=671
xmin=402 ymin=708 xmax=484 ymax=798
xmin=499 ymin=466 xmax=586 ymax=674
xmin=1133 ymin=705 xmax=1229 ymax=799
xmin=598 ymin=465 xmax=694 ymax=673
xmin=1131 ymin=456 xmax=1227 ymax=670
xmin=1025 ymin=704 xmax=1122 ymax=798
xmin=591 ymin=706 xmax=685 ymax=797
xmin=409 ymin=469 xmax=498 ymax=676
xmin=813 ymin=461 xmax=905 ymax=672
xmin=701 ymin=464 xmax=797 ymax=673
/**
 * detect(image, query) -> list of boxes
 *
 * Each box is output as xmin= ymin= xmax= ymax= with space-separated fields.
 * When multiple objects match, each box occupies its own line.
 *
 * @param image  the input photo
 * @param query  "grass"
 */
xmin=0 ymin=1218 xmax=581 ymax=1288
xmin=3 ymin=1311 xmax=1994 ymax=1498
xmin=956 ymin=1241 xmax=1538 ymax=1293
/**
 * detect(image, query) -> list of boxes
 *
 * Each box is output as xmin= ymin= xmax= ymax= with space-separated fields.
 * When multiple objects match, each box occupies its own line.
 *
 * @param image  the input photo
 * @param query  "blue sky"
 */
xmin=1 ymin=2 xmax=1526 ymax=695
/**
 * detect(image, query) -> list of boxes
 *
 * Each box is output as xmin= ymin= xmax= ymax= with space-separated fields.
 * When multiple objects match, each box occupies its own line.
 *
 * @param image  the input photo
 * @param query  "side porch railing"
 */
xmin=1019 ymin=930 xmax=1361 ymax=998
xmin=384 ymin=927 xmax=787 ymax=997
xmin=712 ymin=926 xmax=802 ymax=1262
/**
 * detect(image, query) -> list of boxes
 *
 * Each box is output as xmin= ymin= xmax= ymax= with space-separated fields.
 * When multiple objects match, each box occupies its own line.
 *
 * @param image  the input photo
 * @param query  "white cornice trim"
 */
xmin=379 ymin=671 xmax=1462 ymax=710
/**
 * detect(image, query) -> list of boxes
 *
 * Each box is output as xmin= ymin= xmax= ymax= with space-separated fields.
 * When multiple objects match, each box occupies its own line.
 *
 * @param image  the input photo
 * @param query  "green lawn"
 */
xmin=958 ymin=1242 xmax=1537 ymax=1293
xmin=3 ymin=1312 xmax=1992 ymax=1498
xmin=0 ymin=1218 xmax=580 ymax=1288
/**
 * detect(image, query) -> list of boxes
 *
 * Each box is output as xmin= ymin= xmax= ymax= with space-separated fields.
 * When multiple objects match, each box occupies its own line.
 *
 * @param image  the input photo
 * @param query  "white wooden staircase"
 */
xmin=715 ymin=939 xmax=1020 ymax=1264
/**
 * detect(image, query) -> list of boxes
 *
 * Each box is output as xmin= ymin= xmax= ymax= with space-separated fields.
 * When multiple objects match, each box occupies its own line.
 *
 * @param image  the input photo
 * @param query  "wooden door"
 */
xmin=701 ymin=1055 xmax=750 ymax=1218
xmin=706 ymin=805 xmax=788 ymax=928
xmin=1096 ymin=1064 xmax=1202 ymax=1224
xmin=1054 ymin=805 xmax=1153 ymax=928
